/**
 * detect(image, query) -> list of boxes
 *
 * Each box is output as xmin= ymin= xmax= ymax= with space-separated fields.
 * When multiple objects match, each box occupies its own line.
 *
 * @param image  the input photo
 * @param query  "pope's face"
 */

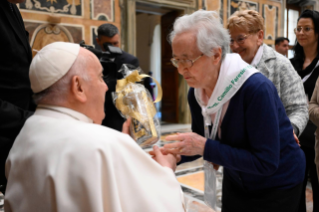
xmin=7 ymin=0 xmax=25 ymax=4
xmin=85 ymin=53 xmax=108 ymax=124
xmin=171 ymin=32 xmax=216 ymax=90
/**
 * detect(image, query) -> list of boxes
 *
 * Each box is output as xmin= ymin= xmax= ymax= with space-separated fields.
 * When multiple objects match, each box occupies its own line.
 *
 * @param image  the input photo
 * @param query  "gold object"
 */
xmin=115 ymin=70 xmax=162 ymax=147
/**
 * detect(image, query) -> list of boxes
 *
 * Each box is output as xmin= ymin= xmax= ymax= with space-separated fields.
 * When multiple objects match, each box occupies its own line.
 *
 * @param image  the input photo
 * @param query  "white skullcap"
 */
xmin=30 ymin=42 xmax=80 ymax=93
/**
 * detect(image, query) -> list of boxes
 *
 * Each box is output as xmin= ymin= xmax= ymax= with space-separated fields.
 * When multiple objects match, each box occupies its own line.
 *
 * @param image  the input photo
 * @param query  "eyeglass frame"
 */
xmin=171 ymin=54 xmax=204 ymax=68
xmin=230 ymin=34 xmax=250 ymax=46
xmin=294 ymin=26 xmax=314 ymax=34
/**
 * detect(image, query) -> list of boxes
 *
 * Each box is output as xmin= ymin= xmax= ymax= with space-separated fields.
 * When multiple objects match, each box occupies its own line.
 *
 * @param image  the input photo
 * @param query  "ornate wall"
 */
xmin=202 ymin=0 xmax=284 ymax=46
xmin=18 ymin=0 xmax=120 ymax=55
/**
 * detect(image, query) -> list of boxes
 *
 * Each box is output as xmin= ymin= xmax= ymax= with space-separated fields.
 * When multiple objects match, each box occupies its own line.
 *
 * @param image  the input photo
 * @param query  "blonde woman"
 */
xmin=227 ymin=10 xmax=308 ymax=140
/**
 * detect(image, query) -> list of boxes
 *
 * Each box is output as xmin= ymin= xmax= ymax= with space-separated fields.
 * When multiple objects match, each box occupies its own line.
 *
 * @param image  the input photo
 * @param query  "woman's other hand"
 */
xmin=162 ymin=132 xmax=207 ymax=156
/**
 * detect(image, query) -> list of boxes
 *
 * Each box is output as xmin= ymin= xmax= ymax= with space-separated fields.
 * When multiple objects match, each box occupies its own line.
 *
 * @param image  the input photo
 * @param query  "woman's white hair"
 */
xmin=169 ymin=10 xmax=230 ymax=58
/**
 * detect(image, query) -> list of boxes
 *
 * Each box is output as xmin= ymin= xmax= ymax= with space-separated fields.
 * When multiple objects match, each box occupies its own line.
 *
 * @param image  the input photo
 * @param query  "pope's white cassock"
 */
xmin=5 ymin=105 xmax=184 ymax=212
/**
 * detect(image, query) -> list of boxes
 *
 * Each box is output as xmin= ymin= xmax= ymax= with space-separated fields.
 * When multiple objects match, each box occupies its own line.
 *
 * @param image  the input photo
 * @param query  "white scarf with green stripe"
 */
xmin=195 ymin=53 xmax=258 ymax=127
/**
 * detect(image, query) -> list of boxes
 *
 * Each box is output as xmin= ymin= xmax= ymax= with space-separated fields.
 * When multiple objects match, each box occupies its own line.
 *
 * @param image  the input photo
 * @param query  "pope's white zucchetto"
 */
xmin=29 ymin=42 xmax=80 ymax=93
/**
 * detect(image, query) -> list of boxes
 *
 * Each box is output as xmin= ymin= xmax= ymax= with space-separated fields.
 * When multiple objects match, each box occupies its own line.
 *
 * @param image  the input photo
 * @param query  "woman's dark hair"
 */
xmin=293 ymin=10 xmax=319 ymax=59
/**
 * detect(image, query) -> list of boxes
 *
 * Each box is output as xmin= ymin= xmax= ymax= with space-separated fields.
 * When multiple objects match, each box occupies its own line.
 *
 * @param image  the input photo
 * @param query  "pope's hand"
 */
xmin=162 ymin=132 xmax=206 ymax=156
xmin=122 ymin=118 xmax=131 ymax=135
xmin=149 ymin=147 xmax=181 ymax=163
xmin=152 ymin=145 xmax=177 ymax=171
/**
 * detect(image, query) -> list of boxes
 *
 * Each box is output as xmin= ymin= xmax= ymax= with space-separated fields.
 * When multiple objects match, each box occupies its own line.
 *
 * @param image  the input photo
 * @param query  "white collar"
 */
xmin=250 ymin=45 xmax=264 ymax=68
xmin=36 ymin=105 xmax=93 ymax=123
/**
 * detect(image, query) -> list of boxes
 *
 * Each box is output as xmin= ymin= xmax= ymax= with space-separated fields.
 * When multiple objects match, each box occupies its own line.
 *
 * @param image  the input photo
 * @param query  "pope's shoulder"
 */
xmin=22 ymin=114 xmax=135 ymax=150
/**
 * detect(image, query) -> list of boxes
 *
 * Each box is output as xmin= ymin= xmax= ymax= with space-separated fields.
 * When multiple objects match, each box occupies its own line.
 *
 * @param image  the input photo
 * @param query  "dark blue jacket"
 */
xmin=183 ymin=73 xmax=305 ymax=191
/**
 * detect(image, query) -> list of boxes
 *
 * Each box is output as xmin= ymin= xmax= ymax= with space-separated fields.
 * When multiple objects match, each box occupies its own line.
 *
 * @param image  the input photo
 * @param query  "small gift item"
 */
xmin=113 ymin=66 xmax=162 ymax=148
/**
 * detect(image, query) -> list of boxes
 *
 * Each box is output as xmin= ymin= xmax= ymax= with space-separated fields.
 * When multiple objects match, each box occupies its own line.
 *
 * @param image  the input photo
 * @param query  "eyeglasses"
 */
xmin=230 ymin=34 xmax=250 ymax=46
xmin=294 ymin=26 xmax=314 ymax=34
xmin=171 ymin=54 xmax=204 ymax=68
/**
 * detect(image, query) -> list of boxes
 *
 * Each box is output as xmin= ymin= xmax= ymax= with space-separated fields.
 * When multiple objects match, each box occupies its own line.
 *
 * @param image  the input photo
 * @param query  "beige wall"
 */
xmin=136 ymin=13 xmax=161 ymax=73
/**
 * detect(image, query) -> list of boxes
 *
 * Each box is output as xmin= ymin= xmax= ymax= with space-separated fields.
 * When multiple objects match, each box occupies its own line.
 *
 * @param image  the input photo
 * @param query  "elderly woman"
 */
xmin=163 ymin=10 xmax=305 ymax=211
xmin=292 ymin=10 xmax=319 ymax=212
xmin=227 ymin=10 xmax=308 ymax=139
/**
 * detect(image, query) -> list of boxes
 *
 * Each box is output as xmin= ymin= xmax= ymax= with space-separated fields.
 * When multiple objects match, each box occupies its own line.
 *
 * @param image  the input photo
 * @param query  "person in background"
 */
xmin=290 ymin=9 xmax=319 ymax=212
xmin=4 ymin=42 xmax=184 ymax=212
xmin=227 ymin=10 xmax=308 ymax=142
xmin=309 ymin=77 xmax=319 ymax=183
xmin=275 ymin=37 xmax=290 ymax=56
xmin=162 ymin=10 xmax=305 ymax=212
xmin=96 ymin=23 xmax=139 ymax=73
xmin=0 ymin=0 xmax=35 ymax=194
xmin=95 ymin=23 xmax=140 ymax=132
xmin=144 ymin=71 xmax=155 ymax=101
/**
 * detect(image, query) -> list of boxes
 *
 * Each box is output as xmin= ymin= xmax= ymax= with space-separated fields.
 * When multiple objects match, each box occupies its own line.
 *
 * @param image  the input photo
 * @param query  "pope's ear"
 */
xmin=71 ymin=75 xmax=87 ymax=103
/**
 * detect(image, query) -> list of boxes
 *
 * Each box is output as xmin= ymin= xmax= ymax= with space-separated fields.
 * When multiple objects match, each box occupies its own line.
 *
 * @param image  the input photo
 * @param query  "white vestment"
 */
xmin=5 ymin=106 xmax=184 ymax=212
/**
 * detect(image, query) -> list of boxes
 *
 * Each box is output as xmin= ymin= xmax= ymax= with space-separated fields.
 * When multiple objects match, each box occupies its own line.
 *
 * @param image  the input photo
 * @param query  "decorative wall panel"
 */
xmin=20 ymin=0 xmax=83 ymax=16
xmin=228 ymin=0 xmax=258 ymax=18
xmin=91 ymin=26 xmax=101 ymax=50
xmin=91 ymin=0 xmax=113 ymax=21
xmin=24 ymin=21 xmax=83 ymax=57
xmin=263 ymin=4 xmax=278 ymax=40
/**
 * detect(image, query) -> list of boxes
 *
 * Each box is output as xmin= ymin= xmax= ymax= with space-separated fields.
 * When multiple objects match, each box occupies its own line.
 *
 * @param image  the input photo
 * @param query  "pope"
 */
xmin=4 ymin=42 xmax=184 ymax=212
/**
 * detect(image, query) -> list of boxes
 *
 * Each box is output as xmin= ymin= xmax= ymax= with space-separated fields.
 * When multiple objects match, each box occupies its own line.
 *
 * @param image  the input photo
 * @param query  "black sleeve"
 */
xmin=0 ymin=98 xmax=33 ymax=140
xmin=0 ymin=99 xmax=33 ymax=190
xmin=131 ymin=57 xmax=139 ymax=68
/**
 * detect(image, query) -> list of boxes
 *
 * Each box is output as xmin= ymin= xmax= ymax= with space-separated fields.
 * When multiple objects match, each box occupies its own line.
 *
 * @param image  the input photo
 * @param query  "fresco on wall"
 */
xmin=19 ymin=0 xmax=83 ymax=16
xmin=228 ymin=0 xmax=258 ymax=18
xmin=263 ymin=4 xmax=278 ymax=40
xmin=24 ymin=21 xmax=83 ymax=56
xmin=31 ymin=24 xmax=74 ymax=57
xmin=91 ymin=0 xmax=113 ymax=21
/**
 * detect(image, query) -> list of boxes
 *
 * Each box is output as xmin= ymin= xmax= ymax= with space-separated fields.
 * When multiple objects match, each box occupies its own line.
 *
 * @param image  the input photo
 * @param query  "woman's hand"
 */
xmin=293 ymin=130 xmax=300 ymax=147
xmin=162 ymin=132 xmax=207 ymax=156
xmin=151 ymin=145 xmax=177 ymax=171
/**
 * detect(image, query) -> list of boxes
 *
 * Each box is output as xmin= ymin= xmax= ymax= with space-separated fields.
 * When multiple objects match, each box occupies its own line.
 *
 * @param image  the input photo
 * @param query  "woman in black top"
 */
xmin=290 ymin=9 xmax=319 ymax=212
